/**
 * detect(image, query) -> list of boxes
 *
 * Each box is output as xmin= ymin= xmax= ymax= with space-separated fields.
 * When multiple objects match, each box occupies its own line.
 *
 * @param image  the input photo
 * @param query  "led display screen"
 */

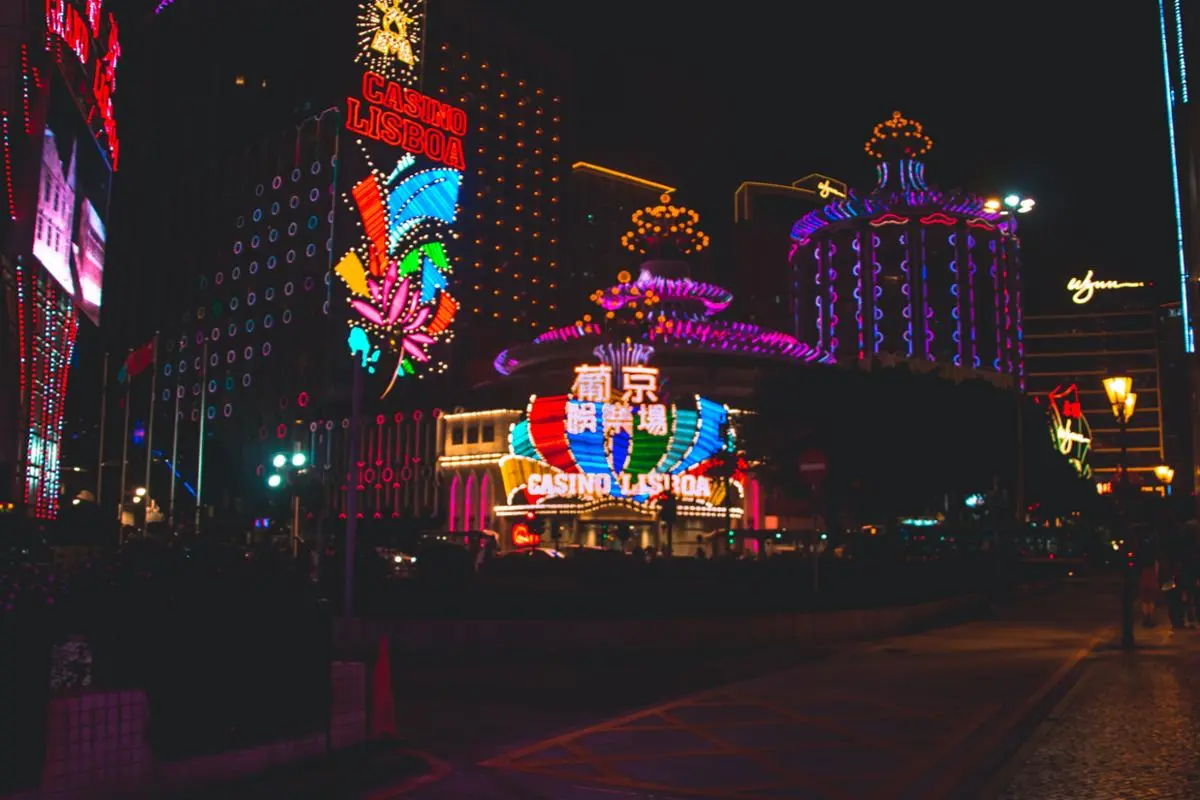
xmin=32 ymin=71 xmax=111 ymax=325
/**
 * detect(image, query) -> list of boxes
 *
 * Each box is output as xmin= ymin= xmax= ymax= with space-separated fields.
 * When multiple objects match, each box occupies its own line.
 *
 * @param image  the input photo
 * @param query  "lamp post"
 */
xmin=1155 ymin=464 xmax=1175 ymax=496
xmin=267 ymin=451 xmax=308 ymax=558
xmin=1103 ymin=374 xmax=1138 ymax=649
xmin=984 ymin=194 xmax=1035 ymax=524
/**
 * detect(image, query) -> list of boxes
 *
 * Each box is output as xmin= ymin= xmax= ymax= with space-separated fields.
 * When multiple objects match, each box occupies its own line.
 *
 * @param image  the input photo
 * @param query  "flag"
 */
xmin=118 ymin=339 xmax=156 ymax=383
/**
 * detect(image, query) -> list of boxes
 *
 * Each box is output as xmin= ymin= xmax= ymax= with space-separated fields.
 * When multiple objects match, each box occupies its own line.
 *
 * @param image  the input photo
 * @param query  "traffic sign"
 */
xmin=799 ymin=450 xmax=828 ymax=484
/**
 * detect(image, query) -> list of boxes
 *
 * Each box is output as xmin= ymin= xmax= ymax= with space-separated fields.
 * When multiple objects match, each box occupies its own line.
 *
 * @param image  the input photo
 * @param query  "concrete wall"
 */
xmin=335 ymin=593 xmax=988 ymax=658
xmin=1 ymin=662 xmax=366 ymax=800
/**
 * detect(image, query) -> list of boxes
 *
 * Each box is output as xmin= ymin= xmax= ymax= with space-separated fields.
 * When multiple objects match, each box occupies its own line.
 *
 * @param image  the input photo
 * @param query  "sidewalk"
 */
xmin=988 ymin=622 xmax=1200 ymax=800
xmin=164 ymin=742 xmax=442 ymax=800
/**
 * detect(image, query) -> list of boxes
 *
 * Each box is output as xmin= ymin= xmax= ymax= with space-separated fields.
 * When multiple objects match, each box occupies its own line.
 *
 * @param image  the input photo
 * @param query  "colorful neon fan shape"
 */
xmin=506 ymin=393 xmax=731 ymax=502
xmin=336 ymin=154 xmax=462 ymax=396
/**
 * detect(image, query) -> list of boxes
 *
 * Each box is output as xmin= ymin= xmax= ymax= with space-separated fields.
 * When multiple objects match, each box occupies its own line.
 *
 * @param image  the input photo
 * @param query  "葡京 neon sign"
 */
xmin=501 ymin=364 xmax=732 ymax=504
xmin=1067 ymin=270 xmax=1146 ymax=304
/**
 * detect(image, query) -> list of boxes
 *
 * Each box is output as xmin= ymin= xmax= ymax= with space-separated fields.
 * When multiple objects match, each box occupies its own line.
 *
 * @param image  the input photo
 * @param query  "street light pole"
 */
xmin=985 ymin=194 xmax=1035 ymax=526
xmin=1104 ymin=375 xmax=1138 ymax=650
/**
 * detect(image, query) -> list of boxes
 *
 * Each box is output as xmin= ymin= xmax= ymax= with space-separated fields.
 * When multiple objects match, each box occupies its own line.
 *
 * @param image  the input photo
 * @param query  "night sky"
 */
xmin=514 ymin=1 xmax=1177 ymax=307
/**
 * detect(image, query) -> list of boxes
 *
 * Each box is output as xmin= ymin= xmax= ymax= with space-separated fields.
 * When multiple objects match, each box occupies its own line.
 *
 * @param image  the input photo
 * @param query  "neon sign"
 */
xmin=526 ymin=471 xmax=712 ymax=501
xmin=500 ymin=364 xmax=734 ymax=505
xmin=339 ymin=0 xmax=464 ymax=393
xmin=356 ymin=0 xmax=423 ymax=85
xmin=346 ymin=71 xmax=466 ymax=170
xmin=1045 ymin=384 xmax=1092 ymax=478
xmin=45 ymin=0 xmax=120 ymax=170
xmin=1067 ymin=270 xmax=1146 ymax=304
xmin=817 ymin=179 xmax=846 ymax=199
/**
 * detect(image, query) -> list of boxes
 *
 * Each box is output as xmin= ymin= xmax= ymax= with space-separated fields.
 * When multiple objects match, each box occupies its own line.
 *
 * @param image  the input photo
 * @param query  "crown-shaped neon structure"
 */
xmin=620 ymin=193 xmax=710 ymax=258
xmin=863 ymin=110 xmax=934 ymax=161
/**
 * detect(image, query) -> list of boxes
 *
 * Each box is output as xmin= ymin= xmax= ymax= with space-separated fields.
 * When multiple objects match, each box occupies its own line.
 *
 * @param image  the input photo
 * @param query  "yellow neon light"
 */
xmin=733 ymin=175 xmax=849 ymax=222
xmin=1067 ymin=270 xmax=1147 ymax=304
xmin=572 ymin=162 xmax=676 ymax=194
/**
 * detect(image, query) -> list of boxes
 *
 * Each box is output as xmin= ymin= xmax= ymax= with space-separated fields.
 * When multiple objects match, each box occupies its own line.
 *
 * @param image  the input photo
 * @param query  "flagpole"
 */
xmin=118 ymin=348 xmax=132 ymax=526
xmin=143 ymin=332 xmax=159 ymax=514
xmin=194 ymin=340 xmax=208 ymax=534
xmin=167 ymin=357 xmax=181 ymax=529
xmin=97 ymin=351 xmax=108 ymax=505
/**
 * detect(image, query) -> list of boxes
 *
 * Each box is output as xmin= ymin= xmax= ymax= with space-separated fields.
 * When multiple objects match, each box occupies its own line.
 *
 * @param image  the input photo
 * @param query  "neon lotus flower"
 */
xmin=348 ymin=262 xmax=436 ymax=395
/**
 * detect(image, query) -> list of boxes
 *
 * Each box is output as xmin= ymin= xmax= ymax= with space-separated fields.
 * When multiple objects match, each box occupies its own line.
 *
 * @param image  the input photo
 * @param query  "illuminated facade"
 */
xmin=0 ymin=1 xmax=119 ymax=516
xmin=427 ymin=0 xmax=570 ymax=371
xmin=440 ymin=198 xmax=831 ymax=549
xmin=1024 ymin=304 xmax=1171 ymax=484
xmin=790 ymin=113 xmax=1020 ymax=385
xmin=438 ymin=364 xmax=745 ymax=549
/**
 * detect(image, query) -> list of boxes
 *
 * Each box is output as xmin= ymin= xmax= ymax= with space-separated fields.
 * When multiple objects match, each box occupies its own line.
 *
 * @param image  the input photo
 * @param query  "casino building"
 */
xmin=438 ymin=196 xmax=835 ymax=550
xmin=114 ymin=0 xmax=572 ymax=528
xmin=1024 ymin=270 xmax=1184 ymax=485
xmin=789 ymin=112 xmax=1021 ymax=386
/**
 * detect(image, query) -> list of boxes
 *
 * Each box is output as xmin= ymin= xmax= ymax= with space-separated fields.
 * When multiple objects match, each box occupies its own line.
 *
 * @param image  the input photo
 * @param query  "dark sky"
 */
xmin=512 ymin=1 xmax=1177 ymax=304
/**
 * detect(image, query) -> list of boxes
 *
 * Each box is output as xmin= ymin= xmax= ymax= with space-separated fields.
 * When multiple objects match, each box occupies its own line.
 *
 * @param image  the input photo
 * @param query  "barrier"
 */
xmin=0 ymin=662 xmax=365 ymax=800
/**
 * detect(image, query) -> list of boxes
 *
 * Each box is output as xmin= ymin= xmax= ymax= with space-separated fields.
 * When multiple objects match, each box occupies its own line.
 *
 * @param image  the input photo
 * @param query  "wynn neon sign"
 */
xmin=1068 ymin=270 xmax=1146 ymax=304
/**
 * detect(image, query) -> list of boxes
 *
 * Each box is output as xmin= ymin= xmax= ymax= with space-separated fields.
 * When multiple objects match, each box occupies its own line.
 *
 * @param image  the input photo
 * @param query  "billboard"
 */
xmin=32 ymin=71 xmax=110 ymax=325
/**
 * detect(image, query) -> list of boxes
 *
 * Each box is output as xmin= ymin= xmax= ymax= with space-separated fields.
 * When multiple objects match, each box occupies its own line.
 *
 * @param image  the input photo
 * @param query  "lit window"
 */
xmin=234 ymin=75 xmax=246 ymax=86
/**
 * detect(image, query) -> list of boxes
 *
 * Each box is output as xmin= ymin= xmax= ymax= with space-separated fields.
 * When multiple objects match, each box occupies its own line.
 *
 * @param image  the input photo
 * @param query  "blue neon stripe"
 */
xmin=1160 ymin=0 xmax=1194 ymax=351
xmin=1176 ymin=0 xmax=1189 ymax=103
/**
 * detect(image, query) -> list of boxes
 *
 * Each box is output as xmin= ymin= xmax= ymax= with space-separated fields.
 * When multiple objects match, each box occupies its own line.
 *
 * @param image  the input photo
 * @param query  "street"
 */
xmin=391 ymin=577 xmax=1118 ymax=799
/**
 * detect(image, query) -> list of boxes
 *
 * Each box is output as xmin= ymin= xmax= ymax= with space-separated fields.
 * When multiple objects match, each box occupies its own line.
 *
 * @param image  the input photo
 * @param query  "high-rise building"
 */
xmin=427 ymin=0 xmax=572 ymax=377
xmin=731 ymin=175 xmax=845 ymax=331
xmin=110 ymin=0 xmax=572 ymax=526
xmin=1023 ymin=269 xmax=1177 ymax=484
xmin=566 ymin=161 xmax=675 ymax=319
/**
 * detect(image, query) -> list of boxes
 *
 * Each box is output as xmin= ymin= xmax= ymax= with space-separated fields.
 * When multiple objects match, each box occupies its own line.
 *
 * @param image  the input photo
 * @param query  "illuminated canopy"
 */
xmin=499 ymin=364 xmax=736 ymax=508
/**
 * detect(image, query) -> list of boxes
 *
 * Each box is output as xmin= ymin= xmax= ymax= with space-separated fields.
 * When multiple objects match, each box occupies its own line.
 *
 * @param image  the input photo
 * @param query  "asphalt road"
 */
xmin=391 ymin=577 xmax=1118 ymax=799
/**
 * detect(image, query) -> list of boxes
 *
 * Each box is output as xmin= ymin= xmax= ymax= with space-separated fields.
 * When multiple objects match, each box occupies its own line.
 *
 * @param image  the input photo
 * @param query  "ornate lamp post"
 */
xmin=1103 ymin=374 xmax=1138 ymax=649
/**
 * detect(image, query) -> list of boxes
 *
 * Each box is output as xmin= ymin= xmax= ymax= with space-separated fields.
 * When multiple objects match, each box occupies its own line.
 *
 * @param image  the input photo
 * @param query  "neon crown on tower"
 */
xmin=863 ymin=110 xmax=934 ymax=162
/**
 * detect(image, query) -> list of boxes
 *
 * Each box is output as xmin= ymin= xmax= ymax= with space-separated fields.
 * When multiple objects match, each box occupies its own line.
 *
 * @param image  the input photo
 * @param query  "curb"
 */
xmin=365 ymin=750 xmax=451 ymax=799
xmin=923 ymin=625 xmax=1112 ymax=800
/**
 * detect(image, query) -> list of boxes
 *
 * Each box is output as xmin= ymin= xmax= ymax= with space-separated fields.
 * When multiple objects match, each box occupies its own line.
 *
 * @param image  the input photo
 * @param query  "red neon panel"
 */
xmin=427 ymin=293 xmax=458 ymax=336
xmin=351 ymin=176 xmax=389 ymax=276
xmin=869 ymin=213 xmax=909 ymax=227
xmin=528 ymin=395 xmax=578 ymax=472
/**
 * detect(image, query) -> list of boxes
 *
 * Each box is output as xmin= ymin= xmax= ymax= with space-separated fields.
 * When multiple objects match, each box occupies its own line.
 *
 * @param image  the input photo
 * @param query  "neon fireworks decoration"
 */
xmin=336 ymin=152 xmax=461 ymax=396
xmin=356 ymin=0 xmax=424 ymax=86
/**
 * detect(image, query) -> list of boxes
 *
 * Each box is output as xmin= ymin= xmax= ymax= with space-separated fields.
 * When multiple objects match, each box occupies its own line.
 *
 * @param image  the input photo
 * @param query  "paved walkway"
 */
xmin=401 ymin=578 xmax=1118 ymax=799
xmin=990 ymin=622 xmax=1200 ymax=800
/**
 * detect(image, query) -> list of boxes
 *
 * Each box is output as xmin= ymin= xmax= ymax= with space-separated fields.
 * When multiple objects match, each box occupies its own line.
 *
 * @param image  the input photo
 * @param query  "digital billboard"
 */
xmin=32 ymin=71 xmax=111 ymax=325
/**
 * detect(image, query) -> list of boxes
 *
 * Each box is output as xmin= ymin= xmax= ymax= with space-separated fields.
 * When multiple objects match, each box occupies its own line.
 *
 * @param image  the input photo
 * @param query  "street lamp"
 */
xmin=986 ymin=194 xmax=1035 ymax=523
xmin=266 ymin=450 xmax=309 ymax=557
xmin=1103 ymin=374 xmax=1138 ymax=650
xmin=1155 ymin=465 xmax=1175 ymax=495
xmin=1102 ymin=376 xmax=1138 ymax=487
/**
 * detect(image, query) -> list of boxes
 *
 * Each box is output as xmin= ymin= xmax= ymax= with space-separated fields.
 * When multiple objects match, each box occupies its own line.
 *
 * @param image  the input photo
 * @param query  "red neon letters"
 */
xmin=346 ymin=70 xmax=467 ymax=171
xmin=45 ymin=0 xmax=121 ymax=170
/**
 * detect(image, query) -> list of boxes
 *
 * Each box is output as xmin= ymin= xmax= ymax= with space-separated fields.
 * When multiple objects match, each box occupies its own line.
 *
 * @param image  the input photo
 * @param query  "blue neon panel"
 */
xmin=510 ymin=420 xmax=537 ymax=459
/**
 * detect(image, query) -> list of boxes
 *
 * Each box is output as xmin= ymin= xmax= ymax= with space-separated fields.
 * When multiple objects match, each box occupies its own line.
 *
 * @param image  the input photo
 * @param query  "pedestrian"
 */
xmin=1139 ymin=555 xmax=1160 ymax=627
xmin=1179 ymin=527 xmax=1198 ymax=629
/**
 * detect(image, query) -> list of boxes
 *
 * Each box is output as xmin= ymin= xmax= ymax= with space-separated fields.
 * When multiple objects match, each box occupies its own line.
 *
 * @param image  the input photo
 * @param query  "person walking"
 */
xmin=1139 ymin=554 xmax=1160 ymax=627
